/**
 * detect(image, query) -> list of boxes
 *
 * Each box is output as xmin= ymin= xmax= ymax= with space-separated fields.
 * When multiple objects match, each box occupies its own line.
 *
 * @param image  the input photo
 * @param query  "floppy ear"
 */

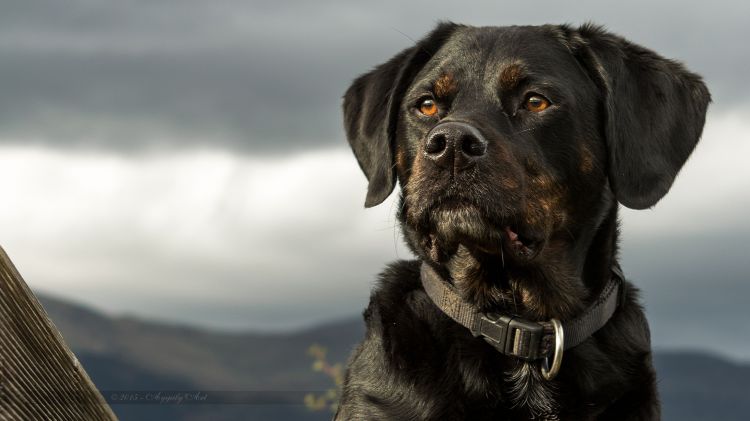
xmin=575 ymin=24 xmax=711 ymax=209
xmin=343 ymin=22 xmax=460 ymax=207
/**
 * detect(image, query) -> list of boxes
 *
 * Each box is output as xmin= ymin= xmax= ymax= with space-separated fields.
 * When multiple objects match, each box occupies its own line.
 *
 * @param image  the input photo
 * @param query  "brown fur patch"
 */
xmin=499 ymin=64 xmax=525 ymax=90
xmin=579 ymin=147 xmax=595 ymax=174
xmin=510 ymin=261 xmax=587 ymax=319
xmin=404 ymin=153 xmax=426 ymax=214
xmin=524 ymin=170 xmax=568 ymax=233
xmin=499 ymin=177 xmax=520 ymax=189
xmin=447 ymin=245 xmax=514 ymax=310
xmin=396 ymin=146 xmax=408 ymax=176
xmin=410 ymin=153 xmax=424 ymax=182
xmin=493 ymin=145 xmax=522 ymax=190
xmin=434 ymin=73 xmax=457 ymax=97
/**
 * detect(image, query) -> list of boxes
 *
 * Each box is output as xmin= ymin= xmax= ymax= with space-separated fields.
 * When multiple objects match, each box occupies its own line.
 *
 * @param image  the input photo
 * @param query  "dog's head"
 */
xmin=344 ymin=23 xmax=709 ymax=268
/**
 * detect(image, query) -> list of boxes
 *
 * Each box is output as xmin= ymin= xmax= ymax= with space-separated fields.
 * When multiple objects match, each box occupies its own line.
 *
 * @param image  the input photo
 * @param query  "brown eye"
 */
xmin=418 ymin=98 xmax=439 ymax=116
xmin=524 ymin=94 xmax=550 ymax=112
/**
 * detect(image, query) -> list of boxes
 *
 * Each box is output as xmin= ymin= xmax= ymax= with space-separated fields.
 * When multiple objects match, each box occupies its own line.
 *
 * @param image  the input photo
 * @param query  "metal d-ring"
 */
xmin=541 ymin=318 xmax=564 ymax=381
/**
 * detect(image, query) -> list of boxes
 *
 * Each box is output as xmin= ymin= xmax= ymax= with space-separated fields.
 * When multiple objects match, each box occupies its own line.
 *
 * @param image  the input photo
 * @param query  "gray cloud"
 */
xmin=0 ymin=0 xmax=747 ymax=153
xmin=621 ymin=231 xmax=750 ymax=361
xmin=1 ymin=0 xmax=748 ymax=361
xmin=4 ymin=129 xmax=748 ymax=359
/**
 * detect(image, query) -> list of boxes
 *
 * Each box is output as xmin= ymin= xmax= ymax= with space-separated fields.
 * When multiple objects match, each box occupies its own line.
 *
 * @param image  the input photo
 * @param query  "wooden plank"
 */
xmin=0 ymin=246 xmax=118 ymax=420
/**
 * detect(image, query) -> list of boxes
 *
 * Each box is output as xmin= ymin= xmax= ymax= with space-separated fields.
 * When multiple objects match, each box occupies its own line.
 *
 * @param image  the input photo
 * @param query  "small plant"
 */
xmin=304 ymin=344 xmax=344 ymax=413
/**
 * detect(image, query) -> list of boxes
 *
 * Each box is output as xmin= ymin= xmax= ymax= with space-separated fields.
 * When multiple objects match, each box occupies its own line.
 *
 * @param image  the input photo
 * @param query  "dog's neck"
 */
xmin=442 ymin=198 xmax=620 ymax=321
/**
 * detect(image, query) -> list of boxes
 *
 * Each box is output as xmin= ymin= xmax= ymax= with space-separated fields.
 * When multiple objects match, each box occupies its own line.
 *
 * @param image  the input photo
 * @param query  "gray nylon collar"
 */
xmin=420 ymin=263 xmax=623 ymax=361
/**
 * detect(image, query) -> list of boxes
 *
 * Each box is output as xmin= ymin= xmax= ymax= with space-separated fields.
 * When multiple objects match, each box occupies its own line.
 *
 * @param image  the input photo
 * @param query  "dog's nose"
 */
xmin=424 ymin=122 xmax=487 ymax=172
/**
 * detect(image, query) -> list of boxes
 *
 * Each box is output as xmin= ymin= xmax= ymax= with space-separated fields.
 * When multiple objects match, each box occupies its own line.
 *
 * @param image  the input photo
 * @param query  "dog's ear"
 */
xmin=573 ymin=24 xmax=711 ymax=209
xmin=343 ymin=22 xmax=460 ymax=207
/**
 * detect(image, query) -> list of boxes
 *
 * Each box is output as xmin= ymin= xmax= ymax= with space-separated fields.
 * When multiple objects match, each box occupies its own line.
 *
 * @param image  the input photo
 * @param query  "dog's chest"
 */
xmin=398 ymin=285 xmax=564 ymax=419
xmin=452 ymin=350 xmax=561 ymax=420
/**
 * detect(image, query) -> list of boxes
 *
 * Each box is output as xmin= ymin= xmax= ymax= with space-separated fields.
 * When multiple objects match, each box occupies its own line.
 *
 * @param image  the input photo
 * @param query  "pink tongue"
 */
xmin=504 ymin=226 xmax=519 ymax=241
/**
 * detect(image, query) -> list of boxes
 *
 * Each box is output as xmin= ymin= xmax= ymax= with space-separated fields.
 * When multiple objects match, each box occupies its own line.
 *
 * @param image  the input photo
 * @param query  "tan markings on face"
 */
xmin=492 ymin=144 xmax=522 ymax=190
xmin=579 ymin=147 xmax=594 ymax=174
xmin=529 ymin=172 xmax=554 ymax=189
xmin=434 ymin=73 xmax=457 ymax=98
xmin=403 ymin=152 xmax=432 ymax=225
xmin=499 ymin=63 xmax=525 ymax=91
xmin=411 ymin=152 xmax=424 ymax=180
xmin=405 ymin=153 xmax=424 ymax=196
xmin=499 ymin=177 xmax=520 ymax=189
xmin=524 ymin=172 xmax=567 ymax=232
xmin=396 ymin=146 xmax=408 ymax=176
xmin=539 ymin=199 xmax=552 ymax=213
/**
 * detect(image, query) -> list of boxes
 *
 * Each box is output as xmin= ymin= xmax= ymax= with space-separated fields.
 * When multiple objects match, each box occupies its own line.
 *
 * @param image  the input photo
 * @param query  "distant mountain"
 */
xmin=38 ymin=293 xmax=355 ymax=421
xmin=655 ymin=351 xmax=750 ymax=421
xmin=37 ymin=293 xmax=750 ymax=421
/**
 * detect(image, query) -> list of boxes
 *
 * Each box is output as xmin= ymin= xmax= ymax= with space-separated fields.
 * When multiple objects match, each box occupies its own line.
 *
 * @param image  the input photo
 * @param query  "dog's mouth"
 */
xmin=502 ymin=225 xmax=542 ymax=261
xmin=420 ymin=198 xmax=544 ymax=264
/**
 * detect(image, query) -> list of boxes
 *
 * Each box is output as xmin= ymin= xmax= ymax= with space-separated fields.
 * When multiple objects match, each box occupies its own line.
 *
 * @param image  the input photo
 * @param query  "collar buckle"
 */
xmin=477 ymin=313 xmax=544 ymax=361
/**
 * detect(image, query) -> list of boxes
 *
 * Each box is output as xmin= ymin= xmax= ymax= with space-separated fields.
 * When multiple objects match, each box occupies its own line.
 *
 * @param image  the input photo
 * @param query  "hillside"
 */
xmin=36 ymin=293 xmax=750 ymax=421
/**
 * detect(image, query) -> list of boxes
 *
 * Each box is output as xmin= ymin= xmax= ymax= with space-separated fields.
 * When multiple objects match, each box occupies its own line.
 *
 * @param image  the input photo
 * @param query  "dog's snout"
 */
xmin=424 ymin=122 xmax=487 ymax=172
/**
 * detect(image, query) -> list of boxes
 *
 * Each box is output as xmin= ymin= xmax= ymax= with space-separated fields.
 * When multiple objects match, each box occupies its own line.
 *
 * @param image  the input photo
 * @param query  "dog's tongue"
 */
xmin=504 ymin=226 xmax=534 ymax=257
xmin=504 ymin=226 xmax=519 ymax=242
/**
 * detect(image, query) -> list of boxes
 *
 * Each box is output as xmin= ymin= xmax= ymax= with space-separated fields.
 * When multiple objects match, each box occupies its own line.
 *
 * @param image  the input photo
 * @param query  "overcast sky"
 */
xmin=1 ymin=0 xmax=749 ymax=361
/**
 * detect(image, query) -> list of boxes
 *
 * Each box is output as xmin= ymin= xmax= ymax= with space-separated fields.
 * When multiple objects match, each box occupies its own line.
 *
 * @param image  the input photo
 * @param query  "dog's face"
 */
xmin=345 ymin=23 xmax=709 ymax=270
xmin=397 ymin=27 xmax=607 ymax=265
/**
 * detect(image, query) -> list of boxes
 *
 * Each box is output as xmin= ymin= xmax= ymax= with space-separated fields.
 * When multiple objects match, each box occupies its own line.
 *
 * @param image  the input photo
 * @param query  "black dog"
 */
xmin=336 ymin=23 xmax=709 ymax=420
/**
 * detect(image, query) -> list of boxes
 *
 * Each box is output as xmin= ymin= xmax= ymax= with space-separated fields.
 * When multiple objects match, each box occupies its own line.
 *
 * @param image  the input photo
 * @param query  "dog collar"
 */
xmin=420 ymin=263 xmax=623 ymax=380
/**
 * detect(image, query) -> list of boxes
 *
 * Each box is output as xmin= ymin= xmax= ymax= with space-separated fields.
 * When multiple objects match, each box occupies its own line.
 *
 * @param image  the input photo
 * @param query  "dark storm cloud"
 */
xmin=0 ymin=0 xmax=747 ymax=153
xmin=620 ymin=230 xmax=750 ymax=361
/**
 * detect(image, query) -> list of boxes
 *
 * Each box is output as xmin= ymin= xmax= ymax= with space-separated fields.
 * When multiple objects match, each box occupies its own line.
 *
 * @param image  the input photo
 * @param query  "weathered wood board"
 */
xmin=0 ymin=246 xmax=117 ymax=420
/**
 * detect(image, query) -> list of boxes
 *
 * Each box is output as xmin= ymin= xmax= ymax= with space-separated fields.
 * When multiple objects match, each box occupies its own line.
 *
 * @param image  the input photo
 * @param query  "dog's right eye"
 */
xmin=524 ymin=94 xmax=551 ymax=113
xmin=418 ymin=98 xmax=439 ymax=117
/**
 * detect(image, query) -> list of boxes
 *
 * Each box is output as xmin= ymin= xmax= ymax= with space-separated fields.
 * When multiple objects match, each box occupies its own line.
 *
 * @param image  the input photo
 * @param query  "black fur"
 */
xmin=337 ymin=23 xmax=709 ymax=420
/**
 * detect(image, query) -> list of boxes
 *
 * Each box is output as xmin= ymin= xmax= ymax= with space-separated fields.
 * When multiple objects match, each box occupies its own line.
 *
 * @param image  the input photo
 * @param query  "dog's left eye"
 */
xmin=418 ymin=98 xmax=439 ymax=117
xmin=524 ymin=94 xmax=551 ymax=113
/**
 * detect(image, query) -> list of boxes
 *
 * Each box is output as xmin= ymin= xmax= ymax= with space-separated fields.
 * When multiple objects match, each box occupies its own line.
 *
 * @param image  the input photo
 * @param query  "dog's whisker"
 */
xmin=510 ymin=126 xmax=539 ymax=135
xmin=388 ymin=193 xmax=401 ymax=257
xmin=388 ymin=25 xmax=440 ymax=56
xmin=562 ymin=226 xmax=575 ymax=242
